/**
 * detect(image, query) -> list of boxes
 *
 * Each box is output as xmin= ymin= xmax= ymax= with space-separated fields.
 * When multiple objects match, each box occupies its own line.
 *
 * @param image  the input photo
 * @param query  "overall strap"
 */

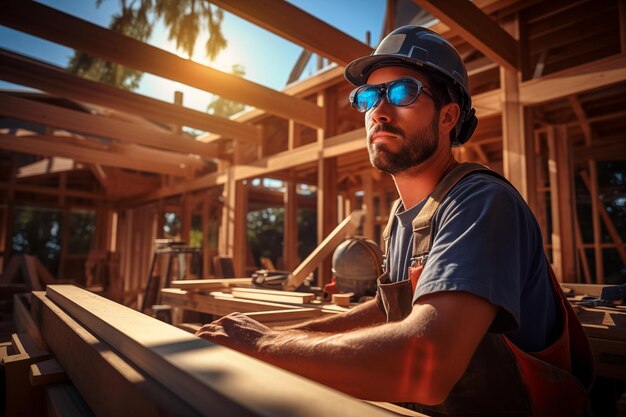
xmin=381 ymin=198 xmax=403 ymax=272
xmin=411 ymin=163 xmax=497 ymax=261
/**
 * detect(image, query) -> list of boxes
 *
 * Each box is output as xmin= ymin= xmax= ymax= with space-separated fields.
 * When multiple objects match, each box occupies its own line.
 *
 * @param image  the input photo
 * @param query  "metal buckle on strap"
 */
xmin=410 ymin=254 xmax=429 ymax=267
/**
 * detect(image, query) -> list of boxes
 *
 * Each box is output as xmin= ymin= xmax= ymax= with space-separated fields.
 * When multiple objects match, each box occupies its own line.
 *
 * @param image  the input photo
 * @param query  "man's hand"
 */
xmin=195 ymin=312 xmax=275 ymax=355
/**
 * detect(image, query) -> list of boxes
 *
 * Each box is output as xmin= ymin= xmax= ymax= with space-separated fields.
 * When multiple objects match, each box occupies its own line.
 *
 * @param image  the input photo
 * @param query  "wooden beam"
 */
xmin=520 ymin=54 xmax=626 ymax=105
xmin=30 ymin=291 xmax=201 ymax=417
xmin=16 ymin=157 xmax=77 ymax=179
xmin=0 ymin=49 xmax=261 ymax=144
xmin=568 ymin=95 xmax=592 ymax=145
xmin=0 ymin=2 xmax=324 ymax=129
xmin=0 ymin=135 xmax=198 ymax=177
xmin=208 ymin=0 xmax=372 ymax=66
xmin=412 ymin=0 xmax=519 ymax=71
xmin=0 ymin=94 xmax=213 ymax=159
xmin=46 ymin=285 xmax=396 ymax=417
xmin=283 ymin=210 xmax=363 ymax=291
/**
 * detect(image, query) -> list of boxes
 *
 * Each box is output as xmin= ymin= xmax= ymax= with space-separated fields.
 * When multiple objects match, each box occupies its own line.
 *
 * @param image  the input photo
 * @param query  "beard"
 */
xmin=367 ymin=119 xmax=439 ymax=175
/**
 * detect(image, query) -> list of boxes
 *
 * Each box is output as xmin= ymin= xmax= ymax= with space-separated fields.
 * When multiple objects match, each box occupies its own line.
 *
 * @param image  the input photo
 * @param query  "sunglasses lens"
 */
xmin=388 ymin=79 xmax=421 ymax=107
xmin=354 ymin=86 xmax=380 ymax=112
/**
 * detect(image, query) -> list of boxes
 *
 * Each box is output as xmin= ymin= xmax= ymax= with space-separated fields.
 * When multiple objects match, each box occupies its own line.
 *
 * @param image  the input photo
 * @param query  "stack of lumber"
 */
xmin=13 ymin=284 xmax=402 ymax=417
xmin=563 ymin=283 xmax=626 ymax=381
xmin=162 ymin=279 xmax=349 ymax=326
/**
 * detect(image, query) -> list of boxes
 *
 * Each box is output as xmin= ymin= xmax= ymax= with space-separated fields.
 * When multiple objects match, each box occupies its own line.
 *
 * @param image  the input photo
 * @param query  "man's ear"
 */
xmin=439 ymin=102 xmax=461 ymax=137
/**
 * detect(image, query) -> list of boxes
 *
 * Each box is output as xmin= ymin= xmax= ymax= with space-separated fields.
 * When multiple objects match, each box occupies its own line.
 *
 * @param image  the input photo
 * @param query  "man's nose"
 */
xmin=369 ymin=98 xmax=392 ymax=124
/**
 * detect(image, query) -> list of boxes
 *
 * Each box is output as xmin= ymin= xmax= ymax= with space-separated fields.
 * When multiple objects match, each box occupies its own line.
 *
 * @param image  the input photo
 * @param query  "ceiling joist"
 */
xmin=412 ymin=0 xmax=520 ymax=71
xmin=0 ymin=93 xmax=215 ymax=158
xmin=0 ymin=49 xmax=262 ymax=144
xmin=0 ymin=1 xmax=325 ymax=129
xmin=208 ymin=0 xmax=373 ymax=67
xmin=0 ymin=134 xmax=199 ymax=177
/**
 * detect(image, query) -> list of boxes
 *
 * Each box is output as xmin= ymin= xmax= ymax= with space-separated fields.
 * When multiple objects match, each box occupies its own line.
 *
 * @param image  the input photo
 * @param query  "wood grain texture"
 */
xmin=46 ymin=285 xmax=396 ymax=417
xmin=31 ymin=291 xmax=201 ymax=417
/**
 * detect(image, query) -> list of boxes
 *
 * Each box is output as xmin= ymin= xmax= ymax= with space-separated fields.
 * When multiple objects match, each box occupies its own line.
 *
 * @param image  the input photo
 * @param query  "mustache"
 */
xmin=368 ymin=123 xmax=405 ymax=138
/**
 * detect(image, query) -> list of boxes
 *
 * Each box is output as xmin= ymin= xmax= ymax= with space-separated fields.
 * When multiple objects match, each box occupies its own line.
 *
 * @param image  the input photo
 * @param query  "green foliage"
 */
xmin=206 ymin=64 xmax=247 ymax=117
xmin=246 ymin=206 xmax=317 ymax=268
xmin=247 ymin=208 xmax=284 ymax=266
xmin=68 ymin=0 xmax=227 ymax=90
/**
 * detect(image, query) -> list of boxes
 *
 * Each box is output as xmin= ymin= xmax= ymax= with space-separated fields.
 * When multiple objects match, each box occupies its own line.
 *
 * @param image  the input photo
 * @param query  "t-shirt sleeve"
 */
xmin=412 ymin=176 xmax=535 ymax=333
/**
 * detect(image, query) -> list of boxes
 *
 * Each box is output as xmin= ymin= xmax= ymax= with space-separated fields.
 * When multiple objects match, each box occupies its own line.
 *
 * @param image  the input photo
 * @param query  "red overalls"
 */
xmin=376 ymin=163 xmax=594 ymax=416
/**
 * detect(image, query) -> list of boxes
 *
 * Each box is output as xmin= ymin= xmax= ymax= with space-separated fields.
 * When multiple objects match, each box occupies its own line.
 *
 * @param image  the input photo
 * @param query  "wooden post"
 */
xmin=361 ymin=173 xmax=374 ymax=239
xmin=546 ymin=125 xmax=577 ymax=282
xmin=316 ymin=156 xmax=338 ymax=286
xmin=173 ymin=90 xmax=183 ymax=135
xmin=283 ymin=180 xmax=298 ymax=271
xmin=500 ymin=67 xmax=530 ymax=201
xmin=2 ymin=153 xmax=17 ymax=271
xmin=233 ymin=180 xmax=247 ymax=277
xmin=617 ymin=0 xmax=626 ymax=53
xmin=288 ymin=120 xmax=301 ymax=150
xmin=588 ymin=161 xmax=603 ymax=283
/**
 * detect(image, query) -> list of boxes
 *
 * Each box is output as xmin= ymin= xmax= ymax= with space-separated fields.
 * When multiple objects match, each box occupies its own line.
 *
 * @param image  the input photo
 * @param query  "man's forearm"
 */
xmin=254 ymin=306 xmax=435 ymax=402
xmin=276 ymin=298 xmax=386 ymax=332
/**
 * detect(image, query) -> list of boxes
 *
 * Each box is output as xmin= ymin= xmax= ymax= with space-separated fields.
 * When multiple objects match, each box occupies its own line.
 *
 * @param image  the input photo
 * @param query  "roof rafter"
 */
xmin=208 ymin=0 xmax=373 ymax=67
xmin=412 ymin=0 xmax=520 ymax=70
xmin=0 ymin=49 xmax=261 ymax=144
xmin=0 ymin=1 xmax=325 ymax=129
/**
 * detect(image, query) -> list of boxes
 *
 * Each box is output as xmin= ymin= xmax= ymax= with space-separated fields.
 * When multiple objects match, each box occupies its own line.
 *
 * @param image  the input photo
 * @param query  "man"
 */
xmin=197 ymin=26 xmax=593 ymax=416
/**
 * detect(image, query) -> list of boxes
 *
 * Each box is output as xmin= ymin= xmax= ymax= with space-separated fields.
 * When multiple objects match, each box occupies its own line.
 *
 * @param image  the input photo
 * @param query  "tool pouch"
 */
xmin=376 ymin=273 xmax=414 ymax=322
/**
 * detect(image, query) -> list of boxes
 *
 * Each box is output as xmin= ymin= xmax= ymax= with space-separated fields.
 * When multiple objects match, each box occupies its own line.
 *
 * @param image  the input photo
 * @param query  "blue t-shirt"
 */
xmin=387 ymin=173 xmax=557 ymax=352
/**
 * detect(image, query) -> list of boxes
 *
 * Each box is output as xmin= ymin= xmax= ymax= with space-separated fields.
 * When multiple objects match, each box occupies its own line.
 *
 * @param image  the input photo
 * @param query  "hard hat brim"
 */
xmin=344 ymin=54 xmax=429 ymax=86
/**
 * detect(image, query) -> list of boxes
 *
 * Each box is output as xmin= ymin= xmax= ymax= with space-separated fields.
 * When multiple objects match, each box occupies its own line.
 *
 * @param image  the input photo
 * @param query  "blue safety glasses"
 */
xmin=349 ymin=77 xmax=431 ymax=113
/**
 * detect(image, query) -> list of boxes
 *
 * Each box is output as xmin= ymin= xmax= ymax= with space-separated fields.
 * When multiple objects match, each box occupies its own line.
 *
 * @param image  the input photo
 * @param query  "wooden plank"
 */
xmin=46 ymin=383 xmax=95 ymax=417
xmin=3 ymin=333 xmax=50 ymax=417
xmin=0 ymin=2 xmax=324 ymax=129
xmin=0 ymin=135 xmax=200 ymax=177
xmin=29 ymin=358 xmax=68 ymax=386
xmin=561 ymin=283 xmax=608 ymax=297
xmin=0 ymin=49 xmax=261 ymax=144
xmin=169 ymin=278 xmax=253 ymax=290
xmin=230 ymin=287 xmax=316 ymax=304
xmin=413 ymin=0 xmax=519 ymax=71
xmin=46 ymin=285 xmax=396 ymax=417
xmin=0 ymin=94 xmax=212 ymax=159
xmin=332 ymin=293 xmax=354 ymax=307
xmin=30 ymin=291 xmax=201 ymax=417
xmin=160 ymin=288 xmax=298 ymax=316
xmin=284 ymin=210 xmax=363 ymax=291
xmin=209 ymin=0 xmax=372 ymax=67
xmin=13 ymin=293 xmax=46 ymax=349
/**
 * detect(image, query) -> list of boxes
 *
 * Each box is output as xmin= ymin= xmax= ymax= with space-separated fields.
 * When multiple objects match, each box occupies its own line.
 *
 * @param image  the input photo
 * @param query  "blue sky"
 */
xmin=0 ymin=1 xmax=385 ymax=114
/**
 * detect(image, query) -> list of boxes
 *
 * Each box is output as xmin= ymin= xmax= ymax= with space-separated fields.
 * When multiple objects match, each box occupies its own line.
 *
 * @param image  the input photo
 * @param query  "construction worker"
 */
xmin=196 ymin=26 xmax=593 ymax=416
